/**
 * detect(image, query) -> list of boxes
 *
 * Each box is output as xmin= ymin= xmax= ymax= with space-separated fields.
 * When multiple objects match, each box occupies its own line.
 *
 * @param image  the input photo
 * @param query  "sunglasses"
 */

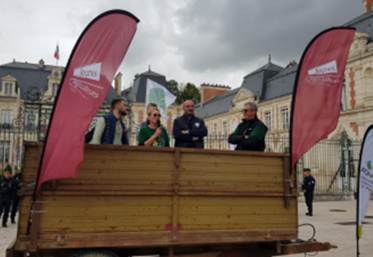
xmin=152 ymin=114 xmax=161 ymax=117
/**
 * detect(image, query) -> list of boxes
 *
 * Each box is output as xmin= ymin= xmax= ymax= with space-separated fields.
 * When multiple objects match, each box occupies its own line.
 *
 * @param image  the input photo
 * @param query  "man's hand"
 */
xmin=245 ymin=135 xmax=249 ymax=139
xmin=155 ymin=128 xmax=162 ymax=137
xmin=181 ymin=131 xmax=187 ymax=134
xmin=303 ymin=190 xmax=306 ymax=193
xmin=193 ymin=137 xmax=199 ymax=141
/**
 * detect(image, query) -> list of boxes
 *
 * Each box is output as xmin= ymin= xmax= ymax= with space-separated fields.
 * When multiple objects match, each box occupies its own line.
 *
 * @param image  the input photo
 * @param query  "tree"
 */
xmin=167 ymin=80 xmax=201 ymax=105
xmin=167 ymin=80 xmax=180 ymax=101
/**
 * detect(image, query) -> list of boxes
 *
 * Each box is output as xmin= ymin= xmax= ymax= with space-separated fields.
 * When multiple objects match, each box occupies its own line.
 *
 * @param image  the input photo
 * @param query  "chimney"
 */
xmin=200 ymin=84 xmax=231 ymax=107
xmin=39 ymin=59 xmax=45 ymax=69
xmin=363 ymin=0 xmax=373 ymax=12
xmin=114 ymin=72 xmax=122 ymax=95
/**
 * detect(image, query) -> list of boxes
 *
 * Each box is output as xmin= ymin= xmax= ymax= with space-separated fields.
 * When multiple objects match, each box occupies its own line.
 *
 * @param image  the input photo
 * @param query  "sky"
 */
xmin=0 ymin=0 xmax=363 ymax=90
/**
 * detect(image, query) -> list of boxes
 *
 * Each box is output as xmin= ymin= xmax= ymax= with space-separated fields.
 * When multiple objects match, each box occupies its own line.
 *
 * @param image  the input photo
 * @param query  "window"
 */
xmin=223 ymin=122 xmax=227 ymax=135
xmin=2 ymin=110 xmax=12 ymax=124
xmin=341 ymin=79 xmax=347 ymax=111
xmin=265 ymin=112 xmax=271 ymax=131
xmin=0 ymin=141 xmax=10 ymax=163
xmin=52 ymin=84 xmax=59 ymax=96
xmin=5 ymin=83 xmax=12 ymax=95
xmin=281 ymin=108 xmax=289 ymax=130
xmin=214 ymin=124 xmax=217 ymax=135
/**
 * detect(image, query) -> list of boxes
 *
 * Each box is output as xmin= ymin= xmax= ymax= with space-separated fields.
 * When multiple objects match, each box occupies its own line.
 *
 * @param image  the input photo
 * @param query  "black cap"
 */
xmin=303 ymin=168 xmax=311 ymax=173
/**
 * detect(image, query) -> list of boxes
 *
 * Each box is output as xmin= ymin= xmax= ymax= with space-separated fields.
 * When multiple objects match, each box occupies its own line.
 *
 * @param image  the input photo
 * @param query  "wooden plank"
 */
xmin=178 ymin=196 xmax=296 ymax=206
xmin=35 ymin=196 xmax=173 ymax=207
xmin=180 ymin=164 xmax=283 ymax=174
xmin=179 ymin=147 xmax=288 ymax=158
xmin=21 ymin=224 xmax=171 ymax=234
xmin=180 ymin=167 xmax=283 ymax=176
xmin=84 ymin=150 xmax=174 ymax=162
xmin=39 ymin=205 xmax=173 ymax=217
xmin=178 ymin=206 xmax=297 ymax=215
xmin=56 ymin=180 xmax=173 ymax=186
xmin=38 ymin=215 xmax=172 ymax=228
xmin=177 ymin=181 xmax=284 ymax=188
xmin=179 ymin=175 xmax=283 ymax=183
xmin=179 ymin=223 xmax=297 ymax=230
xmin=79 ymin=160 xmax=175 ymax=171
xmin=181 ymin=154 xmax=283 ymax=166
xmin=178 ymin=186 xmax=284 ymax=193
xmin=178 ymin=215 xmax=296 ymax=225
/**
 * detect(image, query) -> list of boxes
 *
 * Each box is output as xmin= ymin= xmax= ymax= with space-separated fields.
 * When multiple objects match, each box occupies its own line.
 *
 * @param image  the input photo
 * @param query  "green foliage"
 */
xmin=167 ymin=80 xmax=201 ymax=105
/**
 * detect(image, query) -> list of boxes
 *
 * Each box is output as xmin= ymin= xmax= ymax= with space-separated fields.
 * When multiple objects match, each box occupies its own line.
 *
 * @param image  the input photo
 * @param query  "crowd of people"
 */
xmin=88 ymin=98 xmax=268 ymax=150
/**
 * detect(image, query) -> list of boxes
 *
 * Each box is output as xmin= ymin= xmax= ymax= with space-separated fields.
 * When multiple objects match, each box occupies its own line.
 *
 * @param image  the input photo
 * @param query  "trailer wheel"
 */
xmin=68 ymin=250 xmax=119 ymax=257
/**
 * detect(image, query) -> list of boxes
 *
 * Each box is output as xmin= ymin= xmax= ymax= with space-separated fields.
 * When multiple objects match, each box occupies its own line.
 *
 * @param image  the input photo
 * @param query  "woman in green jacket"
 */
xmin=138 ymin=108 xmax=170 ymax=147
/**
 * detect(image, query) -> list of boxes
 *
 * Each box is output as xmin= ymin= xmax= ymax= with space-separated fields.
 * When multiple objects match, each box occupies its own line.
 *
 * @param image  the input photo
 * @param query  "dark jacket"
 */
xmin=302 ymin=176 xmax=316 ymax=192
xmin=0 ymin=177 xmax=16 ymax=199
xmin=101 ymin=113 xmax=128 ymax=145
xmin=228 ymin=116 xmax=267 ymax=152
xmin=173 ymin=115 xmax=208 ymax=149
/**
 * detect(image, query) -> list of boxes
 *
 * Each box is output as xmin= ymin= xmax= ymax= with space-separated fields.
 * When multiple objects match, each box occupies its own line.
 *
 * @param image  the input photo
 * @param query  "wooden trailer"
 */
xmin=6 ymin=142 xmax=335 ymax=257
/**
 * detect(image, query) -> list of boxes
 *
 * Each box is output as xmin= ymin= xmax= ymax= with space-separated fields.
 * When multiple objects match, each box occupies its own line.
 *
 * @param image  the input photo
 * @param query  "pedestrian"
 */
xmin=302 ymin=168 xmax=316 ymax=216
xmin=173 ymin=100 xmax=208 ymax=149
xmin=136 ymin=103 xmax=166 ymax=139
xmin=0 ymin=170 xmax=17 ymax=228
xmin=228 ymin=102 xmax=268 ymax=151
xmin=138 ymin=108 xmax=170 ymax=147
xmin=10 ymin=171 xmax=22 ymax=224
xmin=89 ymin=98 xmax=129 ymax=145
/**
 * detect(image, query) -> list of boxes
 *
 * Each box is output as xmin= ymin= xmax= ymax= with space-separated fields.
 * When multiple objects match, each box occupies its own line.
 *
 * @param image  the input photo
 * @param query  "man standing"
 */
xmin=302 ymin=168 xmax=315 ymax=216
xmin=136 ymin=103 xmax=166 ymax=139
xmin=90 ymin=98 xmax=129 ymax=145
xmin=10 ymin=172 xmax=22 ymax=224
xmin=228 ymin=102 xmax=267 ymax=151
xmin=0 ymin=170 xmax=16 ymax=227
xmin=173 ymin=100 xmax=208 ymax=149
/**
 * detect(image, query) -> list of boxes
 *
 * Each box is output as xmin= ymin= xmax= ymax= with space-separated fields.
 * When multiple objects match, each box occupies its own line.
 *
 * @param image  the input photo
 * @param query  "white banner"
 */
xmin=358 ymin=126 xmax=373 ymax=239
xmin=146 ymin=79 xmax=176 ymax=121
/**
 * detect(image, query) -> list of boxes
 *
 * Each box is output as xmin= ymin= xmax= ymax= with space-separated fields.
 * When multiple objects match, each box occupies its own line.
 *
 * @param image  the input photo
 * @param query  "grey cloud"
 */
xmin=173 ymin=0 xmax=362 ymax=73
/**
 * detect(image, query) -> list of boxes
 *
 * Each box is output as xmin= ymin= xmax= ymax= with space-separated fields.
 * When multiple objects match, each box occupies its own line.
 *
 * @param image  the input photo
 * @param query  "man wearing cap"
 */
xmin=302 ymin=168 xmax=316 ymax=216
xmin=0 ymin=170 xmax=17 ymax=227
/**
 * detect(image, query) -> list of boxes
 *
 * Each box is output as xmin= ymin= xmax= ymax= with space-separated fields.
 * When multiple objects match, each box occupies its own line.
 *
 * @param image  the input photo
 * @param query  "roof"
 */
xmin=0 ymin=61 xmax=119 ymax=102
xmin=344 ymin=10 xmax=373 ymax=42
xmin=126 ymin=69 xmax=168 ymax=103
xmin=244 ymin=62 xmax=284 ymax=78
xmin=195 ymin=88 xmax=240 ymax=119
xmin=261 ymin=64 xmax=298 ymax=102
xmin=195 ymin=64 xmax=297 ymax=119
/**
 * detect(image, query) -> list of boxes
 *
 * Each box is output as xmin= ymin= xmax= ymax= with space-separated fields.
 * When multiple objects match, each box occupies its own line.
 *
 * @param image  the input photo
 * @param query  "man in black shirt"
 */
xmin=302 ymin=168 xmax=316 ymax=216
xmin=0 ymin=170 xmax=17 ymax=227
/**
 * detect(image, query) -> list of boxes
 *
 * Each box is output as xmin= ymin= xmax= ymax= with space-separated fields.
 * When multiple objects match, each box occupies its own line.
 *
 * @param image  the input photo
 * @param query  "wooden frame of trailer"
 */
xmin=6 ymin=142 xmax=335 ymax=257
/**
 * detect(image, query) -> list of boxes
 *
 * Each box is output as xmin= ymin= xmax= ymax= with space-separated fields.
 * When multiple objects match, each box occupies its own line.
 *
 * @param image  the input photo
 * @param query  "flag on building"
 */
xmin=146 ymin=79 xmax=176 ymax=121
xmin=54 ymin=44 xmax=59 ymax=60
xmin=290 ymin=27 xmax=355 ymax=168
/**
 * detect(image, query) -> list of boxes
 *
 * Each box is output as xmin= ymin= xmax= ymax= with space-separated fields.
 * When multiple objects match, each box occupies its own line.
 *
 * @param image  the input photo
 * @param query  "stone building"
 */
xmin=0 ymin=59 xmax=120 ymax=170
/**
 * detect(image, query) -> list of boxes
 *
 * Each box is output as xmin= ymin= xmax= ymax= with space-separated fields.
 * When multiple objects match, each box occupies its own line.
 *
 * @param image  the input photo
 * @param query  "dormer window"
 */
xmin=5 ymin=83 xmax=12 ymax=95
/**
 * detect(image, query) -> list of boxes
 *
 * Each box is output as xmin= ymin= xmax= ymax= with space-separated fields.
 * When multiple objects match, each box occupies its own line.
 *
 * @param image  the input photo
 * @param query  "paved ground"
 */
xmin=1 ymin=201 xmax=373 ymax=257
